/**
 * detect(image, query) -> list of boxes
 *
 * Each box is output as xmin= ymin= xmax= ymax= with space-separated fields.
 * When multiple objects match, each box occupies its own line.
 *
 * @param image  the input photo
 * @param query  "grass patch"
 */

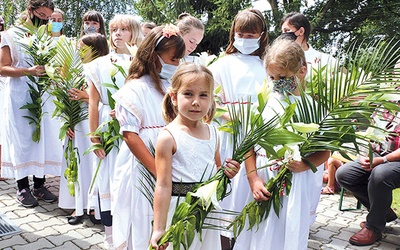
xmin=392 ymin=188 xmax=400 ymax=218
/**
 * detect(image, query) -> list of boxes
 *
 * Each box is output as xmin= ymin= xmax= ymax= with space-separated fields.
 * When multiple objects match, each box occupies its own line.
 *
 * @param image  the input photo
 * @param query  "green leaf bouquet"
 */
xmin=16 ymin=24 xmax=57 ymax=142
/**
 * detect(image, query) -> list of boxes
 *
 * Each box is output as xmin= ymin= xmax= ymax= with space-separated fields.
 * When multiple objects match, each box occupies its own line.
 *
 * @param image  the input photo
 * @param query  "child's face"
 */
xmin=51 ymin=12 xmax=63 ymax=22
xmin=111 ymin=25 xmax=132 ymax=48
xmin=78 ymin=41 xmax=93 ymax=64
xmin=156 ymin=48 xmax=181 ymax=71
xmin=267 ymin=64 xmax=298 ymax=94
xmin=182 ymin=28 xmax=204 ymax=56
xmin=234 ymin=31 xmax=262 ymax=39
xmin=84 ymin=20 xmax=100 ymax=30
xmin=172 ymin=79 xmax=211 ymax=123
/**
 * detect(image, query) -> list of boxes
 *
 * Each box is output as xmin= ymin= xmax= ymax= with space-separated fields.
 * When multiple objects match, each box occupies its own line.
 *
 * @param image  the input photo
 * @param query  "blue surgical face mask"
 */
xmin=272 ymin=76 xmax=297 ymax=94
xmin=158 ymin=55 xmax=178 ymax=80
xmin=51 ymin=22 xmax=63 ymax=32
xmin=233 ymin=36 xmax=260 ymax=55
xmin=83 ymin=24 xmax=98 ymax=34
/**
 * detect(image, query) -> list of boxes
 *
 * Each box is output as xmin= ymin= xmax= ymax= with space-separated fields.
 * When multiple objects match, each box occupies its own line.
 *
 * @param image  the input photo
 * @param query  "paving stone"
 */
xmin=0 ymin=234 xmax=28 ymax=249
xmin=13 ymin=238 xmax=55 ymax=250
xmin=42 ymin=241 xmax=81 ymax=250
xmin=73 ymin=233 xmax=104 ymax=249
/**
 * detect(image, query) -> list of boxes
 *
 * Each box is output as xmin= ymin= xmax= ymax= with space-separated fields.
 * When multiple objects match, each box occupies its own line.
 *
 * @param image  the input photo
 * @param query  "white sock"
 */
xmin=105 ymin=226 xmax=113 ymax=244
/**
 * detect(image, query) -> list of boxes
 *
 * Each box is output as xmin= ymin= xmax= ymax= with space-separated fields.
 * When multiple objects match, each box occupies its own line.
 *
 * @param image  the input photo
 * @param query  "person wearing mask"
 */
xmin=280 ymin=12 xmax=338 ymax=82
xmin=208 ymin=8 xmax=269 ymax=250
xmin=0 ymin=0 xmax=61 ymax=208
xmin=79 ymin=10 xmax=107 ymax=38
xmin=50 ymin=8 xmax=64 ymax=39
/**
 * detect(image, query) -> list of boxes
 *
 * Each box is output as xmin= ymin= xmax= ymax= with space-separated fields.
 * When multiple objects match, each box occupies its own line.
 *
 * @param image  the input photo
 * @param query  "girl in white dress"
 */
xmin=111 ymin=24 xmax=186 ymax=250
xmin=150 ymin=63 xmax=240 ymax=250
xmin=235 ymin=38 xmax=330 ymax=250
xmin=176 ymin=13 xmax=204 ymax=63
xmin=58 ymin=33 xmax=109 ymax=225
xmin=207 ymin=8 xmax=269 ymax=248
xmin=86 ymin=15 xmax=142 ymax=249
xmin=0 ymin=0 xmax=62 ymax=208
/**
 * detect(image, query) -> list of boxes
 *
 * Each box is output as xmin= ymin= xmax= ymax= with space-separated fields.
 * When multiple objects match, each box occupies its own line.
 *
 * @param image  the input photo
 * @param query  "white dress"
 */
xmin=208 ymin=53 xmax=267 ymax=238
xmin=0 ymin=28 xmax=62 ymax=180
xmin=164 ymin=124 xmax=221 ymax=250
xmin=304 ymin=45 xmax=337 ymax=82
xmin=84 ymin=53 xmax=127 ymax=213
xmin=58 ymin=118 xmax=94 ymax=217
xmin=112 ymin=75 xmax=169 ymax=250
xmin=234 ymin=94 xmax=325 ymax=250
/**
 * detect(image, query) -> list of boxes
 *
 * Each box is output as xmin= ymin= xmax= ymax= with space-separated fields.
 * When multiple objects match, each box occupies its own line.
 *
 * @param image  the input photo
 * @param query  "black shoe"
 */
xmin=16 ymin=188 xmax=39 ymax=208
xmin=68 ymin=215 xmax=83 ymax=225
xmin=32 ymin=185 xmax=58 ymax=203
xmin=89 ymin=210 xmax=101 ymax=224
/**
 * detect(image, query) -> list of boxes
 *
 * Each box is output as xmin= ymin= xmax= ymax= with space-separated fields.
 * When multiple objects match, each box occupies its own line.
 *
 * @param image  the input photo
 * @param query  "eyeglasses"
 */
xmin=34 ymin=9 xmax=51 ymax=20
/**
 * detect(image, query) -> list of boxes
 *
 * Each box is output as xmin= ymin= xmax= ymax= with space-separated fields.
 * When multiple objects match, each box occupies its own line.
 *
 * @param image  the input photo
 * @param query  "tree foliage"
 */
xmin=133 ymin=0 xmax=251 ymax=55
xmin=1 ymin=0 xmax=399 ymax=56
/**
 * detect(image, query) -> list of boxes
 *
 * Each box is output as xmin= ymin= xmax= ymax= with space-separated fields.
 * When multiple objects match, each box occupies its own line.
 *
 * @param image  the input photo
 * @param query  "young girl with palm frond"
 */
xmin=207 ymin=8 xmax=269 ymax=248
xmin=57 ymin=33 xmax=108 ymax=227
xmin=0 ymin=0 xmax=61 ymax=208
xmin=150 ymin=63 xmax=240 ymax=250
xmin=85 ymin=15 xmax=143 ymax=249
xmin=111 ymin=24 xmax=186 ymax=250
xmin=233 ymin=38 xmax=330 ymax=250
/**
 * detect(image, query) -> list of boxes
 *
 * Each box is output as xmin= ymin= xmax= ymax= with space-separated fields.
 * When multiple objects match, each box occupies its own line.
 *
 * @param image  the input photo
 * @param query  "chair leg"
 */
xmin=338 ymin=187 xmax=362 ymax=211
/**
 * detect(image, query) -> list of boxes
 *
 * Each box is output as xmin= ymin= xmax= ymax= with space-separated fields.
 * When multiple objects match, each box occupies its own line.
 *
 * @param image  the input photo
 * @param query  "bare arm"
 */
xmin=245 ymin=148 xmax=270 ymax=201
xmin=288 ymin=150 xmax=330 ymax=173
xmin=88 ymin=81 xmax=105 ymax=159
xmin=150 ymin=130 xmax=174 ymax=250
xmin=0 ymin=46 xmax=46 ymax=77
xmin=123 ymin=131 xmax=156 ymax=177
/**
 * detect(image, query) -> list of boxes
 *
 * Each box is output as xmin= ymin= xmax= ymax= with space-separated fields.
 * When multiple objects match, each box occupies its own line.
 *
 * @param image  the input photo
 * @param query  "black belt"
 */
xmin=171 ymin=182 xmax=199 ymax=196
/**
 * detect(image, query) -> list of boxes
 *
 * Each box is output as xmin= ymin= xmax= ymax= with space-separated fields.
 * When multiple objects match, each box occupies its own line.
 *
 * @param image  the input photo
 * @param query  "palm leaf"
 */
xmin=228 ymin=37 xmax=400 ymax=237
xmin=46 ymin=37 xmax=88 ymax=196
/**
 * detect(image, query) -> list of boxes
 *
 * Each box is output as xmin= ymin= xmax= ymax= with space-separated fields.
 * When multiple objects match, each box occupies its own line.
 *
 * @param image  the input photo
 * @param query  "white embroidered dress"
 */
xmin=0 ymin=28 xmax=62 ymax=180
xmin=112 ymin=75 xmax=168 ymax=250
xmin=84 ymin=53 xmax=127 ymax=212
xmin=208 ymin=53 xmax=267 ymax=237
xmin=164 ymin=124 xmax=221 ymax=250
xmin=234 ymin=94 xmax=325 ymax=250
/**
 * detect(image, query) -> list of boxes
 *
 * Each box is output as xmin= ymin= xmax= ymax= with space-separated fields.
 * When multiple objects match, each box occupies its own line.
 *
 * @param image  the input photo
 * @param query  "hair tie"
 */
xmin=156 ymin=24 xmax=180 ymax=47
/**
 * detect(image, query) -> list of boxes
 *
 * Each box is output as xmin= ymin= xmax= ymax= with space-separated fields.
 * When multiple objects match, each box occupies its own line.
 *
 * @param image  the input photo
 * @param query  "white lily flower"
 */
xmin=198 ymin=51 xmax=217 ymax=67
xmin=126 ymin=43 xmax=138 ymax=57
xmin=190 ymin=180 xmax=221 ymax=210
xmin=20 ymin=34 xmax=35 ymax=47
xmin=37 ymin=41 xmax=49 ymax=55
xmin=291 ymin=122 xmax=320 ymax=133
xmin=110 ymin=65 xmax=118 ymax=77
xmin=284 ymin=144 xmax=302 ymax=162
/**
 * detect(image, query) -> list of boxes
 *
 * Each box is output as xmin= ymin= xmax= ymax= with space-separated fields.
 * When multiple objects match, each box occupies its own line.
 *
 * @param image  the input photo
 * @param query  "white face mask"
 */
xmin=158 ymin=55 xmax=178 ymax=80
xmin=233 ymin=37 xmax=260 ymax=55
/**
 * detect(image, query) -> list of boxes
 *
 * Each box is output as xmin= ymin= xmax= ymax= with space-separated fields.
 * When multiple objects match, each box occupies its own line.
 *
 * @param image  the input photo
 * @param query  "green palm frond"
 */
xmin=14 ymin=24 xmax=57 ymax=142
xmin=228 ymin=38 xmax=400 ymax=238
xmin=47 ymin=37 xmax=88 ymax=196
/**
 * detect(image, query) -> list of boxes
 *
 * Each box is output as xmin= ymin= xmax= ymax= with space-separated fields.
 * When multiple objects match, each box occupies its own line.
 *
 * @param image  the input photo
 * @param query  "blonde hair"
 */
xmin=109 ymin=14 xmax=144 ymax=52
xmin=176 ymin=13 xmax=204 ymax=36
xmin=163 ymin=62 xmax=216 ymax=124
xmin=264 ymin=38 xmax=306 ymax=75
xmin=225 ymin=8 xmax=268 ymax=58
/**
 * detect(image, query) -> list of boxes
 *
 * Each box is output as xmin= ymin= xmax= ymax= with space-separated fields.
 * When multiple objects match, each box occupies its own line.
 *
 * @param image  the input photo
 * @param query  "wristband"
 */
xmin=382 ymin=156 xmax=389 ymax=163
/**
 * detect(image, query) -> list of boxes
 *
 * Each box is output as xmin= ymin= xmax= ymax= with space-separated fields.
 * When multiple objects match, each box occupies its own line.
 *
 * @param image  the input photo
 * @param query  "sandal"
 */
xmin=321 ymin=186 xmax=335 ymax=195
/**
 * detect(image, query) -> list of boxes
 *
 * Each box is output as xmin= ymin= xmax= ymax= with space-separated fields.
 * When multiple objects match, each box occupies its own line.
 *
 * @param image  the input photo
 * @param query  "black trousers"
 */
xmin=336 ymin=159 xmax=400 ymax=233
